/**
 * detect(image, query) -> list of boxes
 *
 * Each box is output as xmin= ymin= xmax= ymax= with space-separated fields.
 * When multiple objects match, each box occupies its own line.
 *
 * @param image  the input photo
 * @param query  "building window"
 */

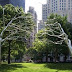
xmin=56 ymin=9 xmax=57 ymax=11
xmin=64 ymin=3 xmax=66 ymax=7
xmin=64 ymin=0 xmax=66 ymax=2
xmin=63 ymin=14 xmax=64 ymax=16
xmin=68 ymin=5 xmax=70 ymax=7
xmin=68 ymin=8 xmax=70 ymax=10
xmin=52 ymin=10 xmax=53 ymax=12
xmin=60 ymin=8 xmax=61 ymax=10
xmin=69 ymin=0 xmax=70 ymax=2
xmin=68 ymin=3 xmax=70 ymax=4
xmin=64 ymin=8 xmax=66 ymax=10
xmin=62 ymin=3 xmax=63 ymax=7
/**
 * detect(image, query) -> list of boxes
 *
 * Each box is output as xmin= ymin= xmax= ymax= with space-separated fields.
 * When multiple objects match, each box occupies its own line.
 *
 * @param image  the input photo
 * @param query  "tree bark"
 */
xmin=0 ymin=37 xmax=2 ymax=64
xmin=55 ymin=48 xmax=57 ymax=63
xmin=8 ymin=40 xmax=11 ymax=64
xmin=46 ymin=53 xmax=48 ymax=62
xmin=0 ymin=41 xmax=1 ymax=64
xmin=64 ymin=55 xmax=67 ymax=62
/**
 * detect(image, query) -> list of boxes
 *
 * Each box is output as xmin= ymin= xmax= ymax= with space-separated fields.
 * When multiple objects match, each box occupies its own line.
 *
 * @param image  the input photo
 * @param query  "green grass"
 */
xmin=0 ymin=63 xmax=72 ymax=72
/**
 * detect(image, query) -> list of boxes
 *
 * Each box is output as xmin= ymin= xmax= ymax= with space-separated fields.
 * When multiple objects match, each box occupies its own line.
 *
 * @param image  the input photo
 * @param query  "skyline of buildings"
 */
xmin=0 ymin=0 xmax=72 ymax=32
xmin=42 ymin=0 xmax=72 ymax=23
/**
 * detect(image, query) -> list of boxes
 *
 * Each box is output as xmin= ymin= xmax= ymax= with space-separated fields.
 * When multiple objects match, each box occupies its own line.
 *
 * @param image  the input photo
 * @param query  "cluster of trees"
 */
xmin=1 ymin=4 xmax=72 ymax=64
xmin=26 ymin=14 xmax=72 ymax=63
xmin=0 ymin=4 xmax=34 ymax=64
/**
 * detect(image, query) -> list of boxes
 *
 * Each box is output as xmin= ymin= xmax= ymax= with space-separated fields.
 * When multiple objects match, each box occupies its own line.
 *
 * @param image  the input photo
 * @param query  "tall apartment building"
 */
xmin=28 ymin=6 xmax=37 ymax=47
xmin=42 ymin=4 xmax=47 ymax=22
xmin=0 ymin=0 xmax=25 ymax=11
xmin=42 ymin=0 xmax=72 ymax=23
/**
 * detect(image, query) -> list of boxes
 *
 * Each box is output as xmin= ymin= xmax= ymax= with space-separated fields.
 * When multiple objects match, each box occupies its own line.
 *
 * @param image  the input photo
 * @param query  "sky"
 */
xmin=25 ymin=0 xmax=46 ymax=20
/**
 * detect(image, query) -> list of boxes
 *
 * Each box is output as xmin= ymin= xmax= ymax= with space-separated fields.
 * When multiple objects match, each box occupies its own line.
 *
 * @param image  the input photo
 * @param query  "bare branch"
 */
xmin=1 ymin=15 xmax=32 ymax=36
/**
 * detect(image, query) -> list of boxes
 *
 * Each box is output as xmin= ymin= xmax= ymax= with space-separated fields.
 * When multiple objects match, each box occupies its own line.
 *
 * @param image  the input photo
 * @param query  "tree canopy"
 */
xmin=0 ymin=4 xmax=35 ymax=64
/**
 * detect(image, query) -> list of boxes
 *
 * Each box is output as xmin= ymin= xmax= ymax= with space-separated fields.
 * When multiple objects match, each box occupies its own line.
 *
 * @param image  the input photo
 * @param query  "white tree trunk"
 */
xmin=0 ymin=37 xmax=2 ymax=63
xmin=67 ymin=39 xmax=72 ymax=54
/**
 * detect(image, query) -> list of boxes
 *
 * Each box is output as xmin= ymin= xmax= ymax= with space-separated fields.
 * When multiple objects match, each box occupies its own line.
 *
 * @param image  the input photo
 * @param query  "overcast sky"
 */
xmin=25 ymin=0 xmax=46 ymax=20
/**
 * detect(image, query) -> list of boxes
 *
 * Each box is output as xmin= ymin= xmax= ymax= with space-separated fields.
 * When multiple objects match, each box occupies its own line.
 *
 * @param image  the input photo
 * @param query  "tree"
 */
xmin=45 ymin=18 xmax=70 ymax=62
xmin=49 ymin=14 xmax=72 ymax=41
xmin=0 ymin=4 xmax=34 ymax=64
xmin=26 ymin=47 xmax=37 ymax=61
xmin=28 ymin=30 xmax=53 ymax=62
xmin=1 ymin=40 xmax=26 ymax=63
xmin=27 ymin=14 xmax=70 ymax=62
xmin=13 ymin=41 xmax=26 ymax=62
xmin=37 ymin=14 xmax=70 ymax=62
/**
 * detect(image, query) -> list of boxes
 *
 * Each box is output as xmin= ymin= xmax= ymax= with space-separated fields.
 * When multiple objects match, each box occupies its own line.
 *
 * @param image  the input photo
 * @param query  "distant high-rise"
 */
xmin=38 ymin=20 xmax=44 ymax=31
xmin=42 ymin=4 xmax=47 ymax=22
xmin=0 ymin=0 xmax=9 ymax=6
xmin=28 ymin=6 xmax=37 ymax=35
xmin=27 ymin=6 xmax=37 ymax=47
xmin=9 ymin=0 xmax=25 ymax=11
xmin=28 ymin=7 xmax=37 ymax=24
xmin=0 ymin=0 xmax=25 ymax=11
xmin=42 ymin=0 xmax=72 ymax=23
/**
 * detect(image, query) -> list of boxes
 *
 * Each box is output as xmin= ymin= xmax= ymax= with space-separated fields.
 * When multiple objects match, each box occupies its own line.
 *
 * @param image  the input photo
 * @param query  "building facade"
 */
xmin=28 ymin=7 xmax=37 ymax=25
xmin=27 ymin=6 xmax=37 ymax=47
xmin=42 ymin=4 xmax=47 ymax=22
xmin=42 ymin=0 xmax=72 ymax=23
xmin=9 ymin=0 xmax=25 ymax=11
xmin=38 ymin=20 xmax=45 ymax=31
xmin=0 ymin=0 xmax=25 ymax=11
xmin=0 ymin=0 xmax=9 ymax=6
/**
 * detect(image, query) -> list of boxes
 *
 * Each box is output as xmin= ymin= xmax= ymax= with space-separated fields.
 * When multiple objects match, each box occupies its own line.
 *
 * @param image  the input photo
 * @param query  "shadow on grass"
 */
xmin=44 ymin=63 xmax=72 ymax=70
xmin=0 ymin=64 xmax=27 ymax=72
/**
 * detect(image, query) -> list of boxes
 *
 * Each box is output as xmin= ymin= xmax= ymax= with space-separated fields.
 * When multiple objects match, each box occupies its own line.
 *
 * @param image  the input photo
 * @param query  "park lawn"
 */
xmin=0 ymin=63 xmax=72 ymax=72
